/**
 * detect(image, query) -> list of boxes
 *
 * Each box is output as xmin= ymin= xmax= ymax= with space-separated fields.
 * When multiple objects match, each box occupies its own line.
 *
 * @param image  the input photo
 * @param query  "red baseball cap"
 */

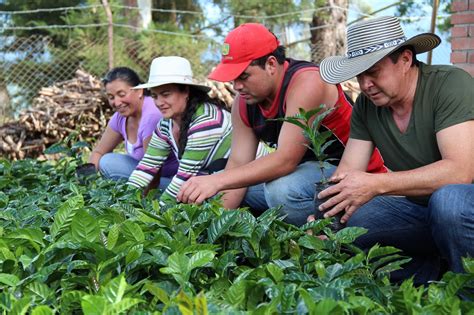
xmin=208 ymin=23 xmax=280 ymax=82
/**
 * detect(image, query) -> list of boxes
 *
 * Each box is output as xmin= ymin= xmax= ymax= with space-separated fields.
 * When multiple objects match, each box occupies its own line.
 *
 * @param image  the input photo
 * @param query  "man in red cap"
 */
xmin=177 ymin=23 xmax=386 ymax=226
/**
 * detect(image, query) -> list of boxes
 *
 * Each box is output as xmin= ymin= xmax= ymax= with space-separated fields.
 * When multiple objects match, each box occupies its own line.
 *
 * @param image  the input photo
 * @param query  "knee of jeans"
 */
xmin=264 ymin=177 xmax=297 ymax=206
xmin=429 ymin=185 xmax=463 ymax=226
xmin=98 ymin=153 xmax=114 ymax=177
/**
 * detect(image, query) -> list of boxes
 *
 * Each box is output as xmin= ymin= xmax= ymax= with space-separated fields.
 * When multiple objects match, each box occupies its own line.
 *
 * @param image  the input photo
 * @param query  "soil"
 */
xmin=314 ymin=182 xmax=346 ymax=232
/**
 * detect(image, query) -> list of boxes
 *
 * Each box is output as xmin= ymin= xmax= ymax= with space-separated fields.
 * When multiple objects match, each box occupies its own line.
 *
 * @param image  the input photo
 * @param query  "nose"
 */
xmin=357 ymin=74 xmax=374 ymax=92
xmin=232 ymin=79 xmax=243 ymax=91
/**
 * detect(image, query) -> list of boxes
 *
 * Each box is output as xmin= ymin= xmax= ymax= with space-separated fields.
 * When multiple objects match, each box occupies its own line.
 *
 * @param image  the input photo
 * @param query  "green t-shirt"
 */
xmin=351 ymin=63 xmax=473 ymax=204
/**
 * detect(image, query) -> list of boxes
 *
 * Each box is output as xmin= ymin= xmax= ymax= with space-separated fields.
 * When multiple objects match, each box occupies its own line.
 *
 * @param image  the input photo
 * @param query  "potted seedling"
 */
xmin=278 ymin=105 xmax=345 ymax=232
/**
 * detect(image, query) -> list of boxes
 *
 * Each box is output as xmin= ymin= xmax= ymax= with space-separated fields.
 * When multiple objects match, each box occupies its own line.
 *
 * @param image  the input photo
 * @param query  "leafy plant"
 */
xmin=1 ymin=154 xmax=473 ymax=313
xmin=277 ymin=105 xmax=336 ymax=184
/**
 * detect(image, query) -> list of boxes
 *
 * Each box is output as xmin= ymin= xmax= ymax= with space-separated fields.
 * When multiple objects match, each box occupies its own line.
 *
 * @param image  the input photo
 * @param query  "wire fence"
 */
xmin=0 ymin=3 xmax=452 ymax=122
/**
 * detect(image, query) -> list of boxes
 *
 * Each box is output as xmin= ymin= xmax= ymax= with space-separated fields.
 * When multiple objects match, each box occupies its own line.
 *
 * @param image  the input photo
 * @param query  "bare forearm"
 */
xmin=88 ymin=151 xmax=103 ymax=170
xmin=222 ymin=188 xmax=248 ymax=209
xmin=376 ymin=159 xmax=471 ymax=196
xmin=216 ymin=152 xmax=298 ymax=191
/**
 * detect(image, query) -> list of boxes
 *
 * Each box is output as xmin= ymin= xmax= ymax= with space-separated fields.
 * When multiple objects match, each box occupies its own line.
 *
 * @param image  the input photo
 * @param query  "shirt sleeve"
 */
xmin=349 ymin=94 xmax=372 ymax=141
xmin=159 ymin=130 xmax=219 ymax=205
xmin=127 ymin=122 xmax=171 ymax=188
xmin=433 ymin=68 xmax=474 ymax=132
xmin=107 ymin=112 xmax=122 ymax=135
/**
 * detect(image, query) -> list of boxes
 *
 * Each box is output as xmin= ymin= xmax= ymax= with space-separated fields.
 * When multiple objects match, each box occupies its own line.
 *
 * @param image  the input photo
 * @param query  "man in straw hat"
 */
xmin=317 ymin=16 xmax=473 ymax=283
xmin=177 ymin=23 xmax=387 ymax=226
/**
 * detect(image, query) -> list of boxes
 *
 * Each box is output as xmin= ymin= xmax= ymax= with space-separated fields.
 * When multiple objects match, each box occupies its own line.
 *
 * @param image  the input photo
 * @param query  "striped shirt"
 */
xmin=128 ymin=102 xmax=232 ymax=204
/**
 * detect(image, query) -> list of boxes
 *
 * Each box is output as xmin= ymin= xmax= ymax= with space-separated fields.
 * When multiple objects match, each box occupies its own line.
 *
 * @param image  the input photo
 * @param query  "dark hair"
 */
xmin=176 ymin=84 xmax=227 ymax=159
xmin=102 ymin=67 xmax=150 ymax=96
xmin=249 ymin=45 xmax=286 ymax=69
xmin=388 ymin=45 xmax=419 ymax=67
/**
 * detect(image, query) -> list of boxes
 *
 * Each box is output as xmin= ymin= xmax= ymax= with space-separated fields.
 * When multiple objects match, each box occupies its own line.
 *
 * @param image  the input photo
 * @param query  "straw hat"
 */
xmin=134 ymin=56 xmax=210 ymax=92
xmin=320 ymin=16 xmax=441 ymax=84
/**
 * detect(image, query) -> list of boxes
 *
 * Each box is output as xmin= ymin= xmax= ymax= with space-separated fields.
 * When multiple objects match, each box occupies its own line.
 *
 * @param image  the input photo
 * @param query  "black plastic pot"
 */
xmin=313 ymin=182 xmax=345 ymax=232
xmin=75 ymin=163 xmax=97 ymax=184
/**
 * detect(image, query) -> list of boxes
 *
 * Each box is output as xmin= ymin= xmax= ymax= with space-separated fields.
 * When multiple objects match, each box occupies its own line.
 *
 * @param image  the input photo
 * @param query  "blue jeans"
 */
xmin=347 ymin=184 xmax=474 ymax=284
xmin=99 ymin=153 xmax=171 ymax=189
xmin=242 ymin=161 xmax=336 ymax=226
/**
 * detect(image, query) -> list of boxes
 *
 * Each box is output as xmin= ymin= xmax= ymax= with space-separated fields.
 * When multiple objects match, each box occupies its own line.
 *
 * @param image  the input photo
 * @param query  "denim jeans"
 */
xmin=242 ymin=161 xmax=336 ymax=226
xmin=99 ymin=153 xmax=171 ymax=189
xmin=347 ymin=184 xmax=474 ymax=284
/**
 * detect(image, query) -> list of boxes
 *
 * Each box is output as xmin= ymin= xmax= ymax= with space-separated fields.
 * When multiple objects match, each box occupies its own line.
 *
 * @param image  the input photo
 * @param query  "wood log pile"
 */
xmin=0 ymin=69 xmax=111 ymax=160
xmin=0 ymin=69 xmax=360 ymax=161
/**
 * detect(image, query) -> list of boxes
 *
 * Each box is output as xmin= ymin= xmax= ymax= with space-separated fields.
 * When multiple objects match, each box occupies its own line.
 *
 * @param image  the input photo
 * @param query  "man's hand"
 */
xmin=317 ymin=170 xmax=379 ymax=223
xmin=177 ymin=174 xmax=221 ymax=204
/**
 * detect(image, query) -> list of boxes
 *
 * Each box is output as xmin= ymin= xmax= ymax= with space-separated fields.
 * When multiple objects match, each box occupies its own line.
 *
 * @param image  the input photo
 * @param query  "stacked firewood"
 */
xmin=0 ymin=69 xmax=360 ymax=160
xmin=0 ymin=70 xmax=111 ymax=160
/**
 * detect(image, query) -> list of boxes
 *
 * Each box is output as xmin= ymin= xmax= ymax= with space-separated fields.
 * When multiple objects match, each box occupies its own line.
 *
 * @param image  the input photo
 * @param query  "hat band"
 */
xmin=347 ymin=36 xmax=406 ymax=59
xmin=148 ymin=74 xmax=194 ymax=83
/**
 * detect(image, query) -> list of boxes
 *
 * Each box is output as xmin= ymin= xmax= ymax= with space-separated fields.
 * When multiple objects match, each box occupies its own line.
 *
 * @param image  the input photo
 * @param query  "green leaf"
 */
xmin=207 ymin=211 xmax=239 ymax=243
xmin=462 ymin=257 xmax=474 ymax=273
xmin=266 ymin=263 xmax=284 ymax=283
xmin=112 ymin=298 xmax=144 ymax=313
xmin=126 ymin=244 xmax=143 ymax=265
xmin=188 ymin=250 xmax=215 ymax=270
xmin=7 ymin=228 xmax=45 ymax=253
xmin=121 ymin=221 xmax=145 ymax=243
xmin=367 ymin=244 xmax=401 ymax=260
xmin=314 ymin=299 xmax=339 ymax=314
xmin=106 ymin=224 xmax=120 ymax=250
xmin=50 ymin=195 xmax=83 ymax=240
xmin=194 ymin=293 xmax=208 ymax=315
xmin=298 ymin=234 xmax=325 ymax=250
xmin=31 ymin=305 xmax=54 ymax=315
xmin=226 ymin=280 xmax=248 ymax=306
xmin=281 ymin=283 xmax=297 ymax=312
xmin=102 ymin=274 xmax=127 ymax=304
xmin=0 ymin=273 xmax=20 ymax=286
xmin=71 ymin=210 xmax=99 ymax=243
xmin=10 ymin=297 xmax=32 ymax=315
xmin=145 ymin=283 xmax=170 ymax=304
xmin=26 ymin=282 xmax=51 ymax=302
xmin=81 ymin=295 xmax=108 ymax=315
xmin=333 ymin=227 xmax=368 ymax=244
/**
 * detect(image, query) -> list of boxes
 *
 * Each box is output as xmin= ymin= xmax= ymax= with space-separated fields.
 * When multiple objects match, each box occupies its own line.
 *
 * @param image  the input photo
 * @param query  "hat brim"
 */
xmin=133 ymin=80 xmax=211 ymax=92
xmin=208 ymin=60 xmax=252 ymax=82
xmin=320 ymin=33 xmax=441 ymax=84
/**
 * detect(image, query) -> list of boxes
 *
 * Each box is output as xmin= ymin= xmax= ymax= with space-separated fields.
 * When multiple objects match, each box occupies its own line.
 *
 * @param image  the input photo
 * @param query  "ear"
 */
xmin=265 ymin=56 xmax=278 ymax=74
xmin=400 ymin=49 xmax=413 ymax=71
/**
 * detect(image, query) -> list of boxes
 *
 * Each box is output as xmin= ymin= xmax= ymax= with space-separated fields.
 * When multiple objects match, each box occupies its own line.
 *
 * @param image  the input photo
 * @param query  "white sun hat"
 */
xmin=320 ymin=16 xmax=441 ymax=84
xmin=134 ymin=56 xmax=210 ymax=92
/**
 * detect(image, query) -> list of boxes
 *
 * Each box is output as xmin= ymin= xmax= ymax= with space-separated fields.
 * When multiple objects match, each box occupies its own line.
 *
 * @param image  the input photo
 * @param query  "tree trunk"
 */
xmin=310 ymin=0 xmax=348 ymax=63
xmin=0 ymin=83 xmax=11 ymax=124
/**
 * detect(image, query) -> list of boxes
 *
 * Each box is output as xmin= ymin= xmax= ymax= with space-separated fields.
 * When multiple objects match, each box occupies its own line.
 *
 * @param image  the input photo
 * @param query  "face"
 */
xmin=232 ymin=57 xmax=277 ymax=105
xmin=150 ymin=84 xmax=189 ymax=121
xmin=356 ymin=52 xmax=411 ymax=107
xmin=105 ymin=79 xmax=143 ymax=117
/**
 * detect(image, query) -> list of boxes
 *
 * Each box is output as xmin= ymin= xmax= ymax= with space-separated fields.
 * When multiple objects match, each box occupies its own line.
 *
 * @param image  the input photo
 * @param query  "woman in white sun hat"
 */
xmin=127 ymin=56 xmax=232 ymax=205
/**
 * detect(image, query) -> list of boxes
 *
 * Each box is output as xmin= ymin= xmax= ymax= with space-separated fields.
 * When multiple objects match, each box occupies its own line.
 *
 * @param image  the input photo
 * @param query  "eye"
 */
xmin=150 ymin=93 xmax=158 ymax=99
xmin=237 ymin=73 xmax=249 ymax=80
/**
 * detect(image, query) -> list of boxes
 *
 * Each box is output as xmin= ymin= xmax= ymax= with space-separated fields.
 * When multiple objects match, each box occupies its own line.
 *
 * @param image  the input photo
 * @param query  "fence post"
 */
xmin=101 ymin=0 xmax=114 ymax=69
xmin=427 ymin=0 xmax=439 ymax=65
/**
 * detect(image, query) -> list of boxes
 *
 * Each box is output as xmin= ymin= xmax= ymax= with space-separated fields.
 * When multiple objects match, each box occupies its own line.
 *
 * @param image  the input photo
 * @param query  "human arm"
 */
xmin=88 ymin=126 xmax=123 ymax=170
xmin=320 ymin=121 xmax=474 ymax=223
xmin=127 ymin=125 xmax=170 ymax=189
xmin=178 ymin=69 xmax=340 ymax=204
xmin=160 ymin=109 xmax=233 ymax=205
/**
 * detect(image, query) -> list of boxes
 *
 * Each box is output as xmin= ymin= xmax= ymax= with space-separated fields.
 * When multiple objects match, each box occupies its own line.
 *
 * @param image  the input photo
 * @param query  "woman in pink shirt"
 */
xmin=89 ymin=67 xmax=178 ymax=182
